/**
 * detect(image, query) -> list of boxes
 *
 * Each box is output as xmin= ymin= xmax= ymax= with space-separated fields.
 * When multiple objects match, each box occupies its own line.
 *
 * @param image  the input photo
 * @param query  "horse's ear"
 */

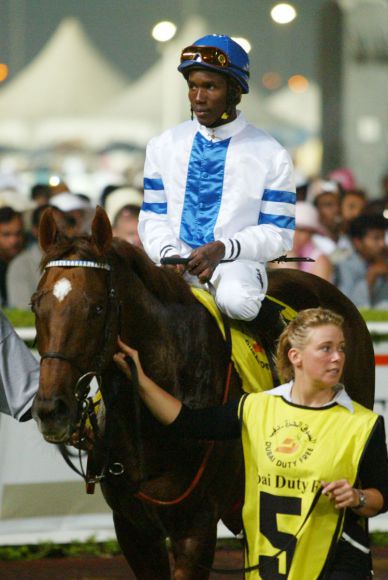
xmin=39 ymin=207 xmax=59 ymax=254
xmin=91 ymin=206 xmax=113 ymax=254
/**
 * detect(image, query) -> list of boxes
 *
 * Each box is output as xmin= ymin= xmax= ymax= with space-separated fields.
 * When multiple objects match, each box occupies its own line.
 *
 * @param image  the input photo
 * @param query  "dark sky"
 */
xmin=1 ymin=0 xmax=328 ymax=91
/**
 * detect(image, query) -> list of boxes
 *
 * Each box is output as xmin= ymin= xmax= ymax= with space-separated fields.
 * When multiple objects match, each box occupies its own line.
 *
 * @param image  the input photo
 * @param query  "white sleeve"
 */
xmin=220 ymin=147 xmax=296 ymax=263
xmin=138 ymin=138 xmax=183 ymax=263
xmin=0 ymin=310 xmax=39 ymax=420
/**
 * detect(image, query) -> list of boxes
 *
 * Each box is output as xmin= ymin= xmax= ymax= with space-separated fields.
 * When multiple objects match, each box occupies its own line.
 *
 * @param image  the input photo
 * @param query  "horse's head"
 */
xmin=32 ymin=206 xmax=119 ymax=443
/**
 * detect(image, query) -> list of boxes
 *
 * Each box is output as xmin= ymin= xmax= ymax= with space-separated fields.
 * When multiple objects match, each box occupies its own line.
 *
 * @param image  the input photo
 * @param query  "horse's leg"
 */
xmin=113 ymin=511 xmax=171 ymax=579
xmin=170 ymin=522 xmax=218 ymax=580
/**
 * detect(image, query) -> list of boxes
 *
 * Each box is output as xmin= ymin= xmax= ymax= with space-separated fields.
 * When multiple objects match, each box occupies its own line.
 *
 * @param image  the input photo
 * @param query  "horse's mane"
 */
xmin=41 ymin=235 xmax=197 ymax=306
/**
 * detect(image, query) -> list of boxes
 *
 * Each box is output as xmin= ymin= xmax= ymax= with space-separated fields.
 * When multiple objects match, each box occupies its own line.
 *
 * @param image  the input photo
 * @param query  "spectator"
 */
xmin=306 ymin=179 xmax=342 ymax=251
xmin=328 ymin=167 xmax=357 ymax=193
xmin=335 ymin=213 xmax=388 ymax=309
xmin=49 ymin=192 xmax=93 ymax=236
xmin=105 ymin=187 xmax=143 ymax=247
xmin=0 ymin=207 xmax=25 ymax=306
xmin=6 ymin=205 xmax=48 ymax=311
xmin=99 ymin=184 xmax=123 ymax=208
xmin=269 ymin=201 xmax=333 ymax=282
xmin=340 ymin=189 xmax=367 ymax=236
xmin=294 ymin=170 xmax=309 ymax=202
xmin=30 ymin=184 xmax=52 ymax=207
xmin=364 ymin=173 xmax=388 ymax=219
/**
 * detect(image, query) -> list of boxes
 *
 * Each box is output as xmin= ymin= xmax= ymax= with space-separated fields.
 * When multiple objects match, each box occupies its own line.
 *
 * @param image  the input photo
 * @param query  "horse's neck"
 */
xmin=118 ymin=276 xmax=228 ymax=403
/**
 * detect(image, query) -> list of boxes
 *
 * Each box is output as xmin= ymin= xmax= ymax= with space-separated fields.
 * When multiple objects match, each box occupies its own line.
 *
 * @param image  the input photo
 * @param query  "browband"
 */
xmin=45 ymin=260 xmax=111 ymax=271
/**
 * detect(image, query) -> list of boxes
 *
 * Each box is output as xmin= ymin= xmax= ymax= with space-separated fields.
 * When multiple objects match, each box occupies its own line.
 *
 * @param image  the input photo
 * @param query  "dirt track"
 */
xmin=0 ymin=547 xmax=387 ymax=579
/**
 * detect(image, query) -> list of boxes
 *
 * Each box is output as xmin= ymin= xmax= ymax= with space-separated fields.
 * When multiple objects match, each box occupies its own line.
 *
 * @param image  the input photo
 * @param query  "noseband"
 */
xmin=40 ymin=259 xmax=119 ymax=402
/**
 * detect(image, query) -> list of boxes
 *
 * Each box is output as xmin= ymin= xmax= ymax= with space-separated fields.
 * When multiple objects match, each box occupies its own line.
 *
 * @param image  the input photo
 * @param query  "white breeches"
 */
xmin=186 ymin=260 xmax=267 ymax=321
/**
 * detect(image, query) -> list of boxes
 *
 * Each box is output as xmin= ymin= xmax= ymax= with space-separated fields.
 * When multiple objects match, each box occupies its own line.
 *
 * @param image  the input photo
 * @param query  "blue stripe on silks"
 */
xmin=262 ymin=189 xmax=296 ymax=205
xmin=141 ymin=201 xmax=167 ymax=214
xmin=180 ymin=132 xmax=231 ymax=248
xmin=258 ymin=213 xmax=295 ymax=230
xmin=144 ymin=177 xmax=164 ymax=190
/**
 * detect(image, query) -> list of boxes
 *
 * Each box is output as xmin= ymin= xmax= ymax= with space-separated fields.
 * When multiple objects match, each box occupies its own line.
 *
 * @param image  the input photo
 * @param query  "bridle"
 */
xmin=39 ymin=258 xmax=120 ymax=441
xmin=40 ymin=258 xmax=118 ymax=379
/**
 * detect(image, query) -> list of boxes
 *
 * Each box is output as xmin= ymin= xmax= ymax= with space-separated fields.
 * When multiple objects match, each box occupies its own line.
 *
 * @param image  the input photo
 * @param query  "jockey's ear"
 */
xmin=39 ymin=207 xmax=59 ymax=253
xmin=91 ymin=206 xmax=113 ymax=254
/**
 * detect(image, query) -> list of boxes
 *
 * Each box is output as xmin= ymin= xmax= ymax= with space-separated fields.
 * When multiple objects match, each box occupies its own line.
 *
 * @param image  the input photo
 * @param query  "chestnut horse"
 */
xmin=31 ymin=207 xmax=374 ymax=579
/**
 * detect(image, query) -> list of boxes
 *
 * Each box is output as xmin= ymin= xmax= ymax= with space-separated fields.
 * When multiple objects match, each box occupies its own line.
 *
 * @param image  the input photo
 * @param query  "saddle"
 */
xmin=191 ymin=288 xmax=297 ymax=394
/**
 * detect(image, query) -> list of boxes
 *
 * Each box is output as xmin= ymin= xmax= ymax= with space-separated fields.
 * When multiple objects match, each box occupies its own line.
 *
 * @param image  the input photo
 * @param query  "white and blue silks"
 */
xmin=139 ymin=112 xmax=296 ymax=320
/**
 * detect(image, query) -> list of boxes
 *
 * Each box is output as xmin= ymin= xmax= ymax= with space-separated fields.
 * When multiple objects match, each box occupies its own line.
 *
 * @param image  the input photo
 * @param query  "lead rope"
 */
xmin=134 ymin=361 xmax=233 ymax=506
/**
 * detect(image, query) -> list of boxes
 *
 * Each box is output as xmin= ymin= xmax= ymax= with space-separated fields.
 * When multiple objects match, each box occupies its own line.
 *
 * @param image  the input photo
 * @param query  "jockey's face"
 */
xmin=187 ymin=69 xmax=236 ymax=128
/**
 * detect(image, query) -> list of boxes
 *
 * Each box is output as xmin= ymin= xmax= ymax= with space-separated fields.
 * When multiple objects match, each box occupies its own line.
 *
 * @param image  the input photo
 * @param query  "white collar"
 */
xmin=197 ymin=110 xmax=247 ymax=142
xmin=265 ymin=380 xmax=354 ymax=412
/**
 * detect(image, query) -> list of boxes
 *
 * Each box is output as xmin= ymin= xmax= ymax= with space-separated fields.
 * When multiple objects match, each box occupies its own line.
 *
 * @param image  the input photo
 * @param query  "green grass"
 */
xmin=3 ymin=308 xmax=35 ymax=328
xmin=0 ymin=538 xmax=122 ymax=561
xmin=4 ymin=308 xmax=388 ymax=329
xmin=0 ymin=535 xmax=387 ymax=561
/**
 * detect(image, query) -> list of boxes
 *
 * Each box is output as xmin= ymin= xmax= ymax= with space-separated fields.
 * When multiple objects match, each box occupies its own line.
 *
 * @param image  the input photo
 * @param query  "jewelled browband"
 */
xmin=45 ymin=260 xmax=111 ymax=271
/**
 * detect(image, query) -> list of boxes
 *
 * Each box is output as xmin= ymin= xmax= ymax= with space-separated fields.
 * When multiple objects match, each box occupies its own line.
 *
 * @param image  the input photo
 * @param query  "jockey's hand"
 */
xmin=114 ymin=337 xmax=148 ymax=385
xmin=187 ymin=241 xmax=225 ymax=283
xmin=161 ymin=254 xmax=186 ymax=276
xmin=321 ymin=479 xmax=360 ymax=510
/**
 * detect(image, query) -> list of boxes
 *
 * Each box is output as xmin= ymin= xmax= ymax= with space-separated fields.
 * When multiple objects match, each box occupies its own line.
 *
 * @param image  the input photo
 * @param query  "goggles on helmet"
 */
xmin=180 ymin=45 xmax=250 ymax=77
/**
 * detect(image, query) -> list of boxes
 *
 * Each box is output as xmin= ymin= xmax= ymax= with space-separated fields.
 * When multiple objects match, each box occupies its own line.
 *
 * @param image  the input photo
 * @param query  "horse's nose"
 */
xmin=33 ymin=394 xmax=72 ymax=424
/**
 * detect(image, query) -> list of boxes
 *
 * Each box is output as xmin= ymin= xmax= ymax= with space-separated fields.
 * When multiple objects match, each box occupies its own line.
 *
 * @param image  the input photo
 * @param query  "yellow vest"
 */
xmin=239 ymin=392 xmax=378 ymax=579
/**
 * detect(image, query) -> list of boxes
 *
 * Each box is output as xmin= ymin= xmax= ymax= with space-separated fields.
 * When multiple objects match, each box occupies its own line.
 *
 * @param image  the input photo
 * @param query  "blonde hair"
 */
xmin=276 ymin=308 xmax=344 ymax=382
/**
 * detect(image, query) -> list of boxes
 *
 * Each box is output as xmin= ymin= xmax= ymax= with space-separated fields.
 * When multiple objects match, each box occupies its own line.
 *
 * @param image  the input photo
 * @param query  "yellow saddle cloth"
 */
xmin=191 ymin=287 xmax=297 ymax=394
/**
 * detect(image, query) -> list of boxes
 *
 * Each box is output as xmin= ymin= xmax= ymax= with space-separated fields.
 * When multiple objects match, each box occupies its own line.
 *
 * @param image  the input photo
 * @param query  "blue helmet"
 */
xmin=178 ymin=34 xmax=250 ymax=94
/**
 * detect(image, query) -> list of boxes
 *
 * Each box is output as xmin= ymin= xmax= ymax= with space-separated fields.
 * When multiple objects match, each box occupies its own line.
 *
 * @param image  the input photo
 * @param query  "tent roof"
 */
xmin=102 ymin=16 xmax=208 ymax=130
xmin=102 ymin=16 xmax=306 ymax=145
xmin=0 ymin=18 xmax=128 ymax=120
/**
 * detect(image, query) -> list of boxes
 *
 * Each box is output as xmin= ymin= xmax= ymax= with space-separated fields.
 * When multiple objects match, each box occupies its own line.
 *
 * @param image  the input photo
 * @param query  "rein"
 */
xmin=135 ymin=360 xmax=233 ymax=506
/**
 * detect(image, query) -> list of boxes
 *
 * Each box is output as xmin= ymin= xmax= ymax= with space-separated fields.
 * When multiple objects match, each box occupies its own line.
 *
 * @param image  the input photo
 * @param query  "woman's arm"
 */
xmin=114 ymin=338 xmax=182 ymax=425
xmin=114 ymin=338 xmax=242 ymax=439
xmin=322 ymin=416 xmax=388 ymax=518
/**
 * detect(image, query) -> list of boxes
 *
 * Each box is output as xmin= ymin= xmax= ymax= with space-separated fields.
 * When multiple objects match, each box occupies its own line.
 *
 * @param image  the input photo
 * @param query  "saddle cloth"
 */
xmin=191 ymin=287 xmax=297 ymax=394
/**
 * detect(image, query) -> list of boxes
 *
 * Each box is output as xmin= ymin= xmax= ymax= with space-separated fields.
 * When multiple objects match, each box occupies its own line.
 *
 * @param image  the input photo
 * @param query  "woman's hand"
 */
xmin=113 ymin=337 xmax=182 ymax=425
xmin=114 ymin=337 xmax=147 ymax=384
xmin=321 ymin=479 xmax=360 ymax=509
xmin=322 ymin=480 xmax=383 ymax=516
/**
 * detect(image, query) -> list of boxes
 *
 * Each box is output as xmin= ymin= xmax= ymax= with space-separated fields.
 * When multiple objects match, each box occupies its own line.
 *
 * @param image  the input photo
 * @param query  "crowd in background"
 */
xmin=0 ymin=155 xmax=388 ymax=313
xmin=0 ymin=176 xmax=144 ymax=310
xmin=270 ymin=168 xmax=388 ymax=310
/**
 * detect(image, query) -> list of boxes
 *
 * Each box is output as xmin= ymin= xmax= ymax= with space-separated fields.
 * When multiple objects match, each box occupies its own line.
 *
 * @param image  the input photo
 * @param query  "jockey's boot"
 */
xmin=244 ymin=297 xmax=285 ymax=346
xmin=245 ymin=298 xmax=287 ymax=386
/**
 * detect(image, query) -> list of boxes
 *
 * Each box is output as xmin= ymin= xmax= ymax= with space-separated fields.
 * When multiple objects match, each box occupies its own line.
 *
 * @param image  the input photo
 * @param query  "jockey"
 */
xmin=139 ymin=34 xmax=296 ymax=321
